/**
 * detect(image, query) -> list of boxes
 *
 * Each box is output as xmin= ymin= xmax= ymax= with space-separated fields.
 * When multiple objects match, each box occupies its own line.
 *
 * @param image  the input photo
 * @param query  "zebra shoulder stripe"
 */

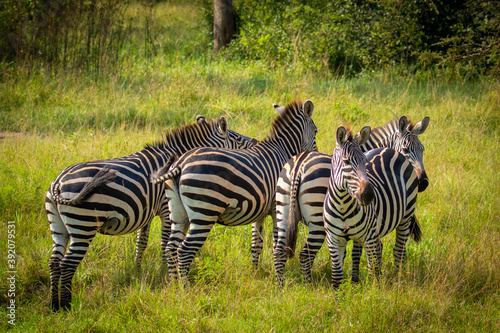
xmin=52 ymin=166 xmax=117 ymax=206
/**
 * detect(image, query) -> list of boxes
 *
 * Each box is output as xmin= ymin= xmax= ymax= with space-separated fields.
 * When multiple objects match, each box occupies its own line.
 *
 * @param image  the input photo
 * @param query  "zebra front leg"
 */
xmin=327 ymin=236 xmax=347 ymax=289
xmin=134 ymin=222 xmax=151 ymax=270
xmin=351 ymin=241 xmax=363 ymax=283
xmin=177 ymin=220 xmax=215 ymax=278
xmin=393 ymin=220 xmax=412 ymax=270
xmin=363 ymin=238 xmax=383 ymax=281
xmin=251 ymin=218 xmax=265 ymax=269
xmin=299 ymin=221 xmax=326 ymax=283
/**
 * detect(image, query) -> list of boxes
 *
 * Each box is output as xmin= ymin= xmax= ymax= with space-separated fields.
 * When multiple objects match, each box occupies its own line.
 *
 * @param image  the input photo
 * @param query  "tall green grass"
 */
xmin=1 ymin=2 xmax=499 ymax=332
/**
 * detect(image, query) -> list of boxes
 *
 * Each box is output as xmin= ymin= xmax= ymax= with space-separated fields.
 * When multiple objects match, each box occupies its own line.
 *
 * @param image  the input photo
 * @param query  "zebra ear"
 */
xmin=218 ymin=116 xmax=228 ymax=134
xmin=196 ymin=115 xmax=207 ymax=125
xmin=336 ymin=126 xmax=347 ymax=146
xmin=412 ymin=116 xmax=430 ymax=135
xmin=399 ymin=116 xmax=409 ymax=133
xmin=303 ymin=100 xmax=314 ymax=118
xmin=356 ymin=126 xmax=371 ymax=146
xmin=273 ymin=103 xmax=287 ymax=115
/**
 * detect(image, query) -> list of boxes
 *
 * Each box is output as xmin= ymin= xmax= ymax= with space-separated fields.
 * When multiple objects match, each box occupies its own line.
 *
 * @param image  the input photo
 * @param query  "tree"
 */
xmin=213 ymin=0 xmax=235 ymax=52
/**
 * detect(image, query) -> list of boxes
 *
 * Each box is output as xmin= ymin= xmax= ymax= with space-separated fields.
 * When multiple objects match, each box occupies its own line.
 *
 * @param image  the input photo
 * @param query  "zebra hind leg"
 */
xmin=177 ymin=221 xmax=215 ymax=278
xmin=59 ymin=232 xmax=97 ymax=311
xmin=298 ymin=221 xmax=326 ymax=283
xmin=251 ymin=218 xmax=265 ymax=269
xmin=46 ymin=194 xmax=69 ymax=312
xmin=49 ymin=236 xmax=69 ymax=312
xmin=165 ymin=220 xmax=189 ymax=280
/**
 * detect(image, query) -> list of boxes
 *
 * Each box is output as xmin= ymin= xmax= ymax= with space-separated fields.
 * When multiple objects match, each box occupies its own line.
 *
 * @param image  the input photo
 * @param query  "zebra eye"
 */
xmin=343 ymin=159 xmax=351 ymax=166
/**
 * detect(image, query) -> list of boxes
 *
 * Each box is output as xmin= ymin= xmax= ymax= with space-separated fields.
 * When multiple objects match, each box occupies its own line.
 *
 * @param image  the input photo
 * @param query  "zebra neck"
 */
xmin=262 ymin=134 xmax=301 ymax=161
xmin=327 ymin=185 xmax=360 ymax=218
xmin=139 ymin=145 xmax=177 ymax=176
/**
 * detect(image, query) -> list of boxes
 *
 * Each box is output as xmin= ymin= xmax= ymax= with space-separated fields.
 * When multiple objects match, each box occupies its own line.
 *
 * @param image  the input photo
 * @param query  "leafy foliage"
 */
xmin=216 ymin=0 xmax=500 ymax=75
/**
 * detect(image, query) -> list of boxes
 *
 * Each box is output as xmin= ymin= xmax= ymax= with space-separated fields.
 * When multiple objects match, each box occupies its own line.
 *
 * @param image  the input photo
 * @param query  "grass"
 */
xmin=1 ymin=2 xmax=500 ymax=332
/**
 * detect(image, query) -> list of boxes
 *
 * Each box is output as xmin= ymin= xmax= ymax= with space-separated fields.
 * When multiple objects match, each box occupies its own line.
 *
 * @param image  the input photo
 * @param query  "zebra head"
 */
xmin=196 ymin=115 xmax=257 ymax=150
xmin=273 ymin=99 xmax=318 ymax=153
xmin=395 ymin=116 xmax=430 ymax=192
xmin=332 ymin=125 xmax=374 ymax=207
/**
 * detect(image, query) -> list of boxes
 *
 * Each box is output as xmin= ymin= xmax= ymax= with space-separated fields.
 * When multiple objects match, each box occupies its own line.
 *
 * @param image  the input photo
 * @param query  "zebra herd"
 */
xmin=46 ymin=99 xmax=429 ymax=311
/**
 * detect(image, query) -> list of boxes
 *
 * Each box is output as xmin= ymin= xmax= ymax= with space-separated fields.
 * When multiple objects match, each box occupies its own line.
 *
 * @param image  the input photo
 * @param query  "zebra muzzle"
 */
xmin=357 ymin=180 xmax=375 ymax=206
xmin=417 ymin=170 xmax=429 ymax=192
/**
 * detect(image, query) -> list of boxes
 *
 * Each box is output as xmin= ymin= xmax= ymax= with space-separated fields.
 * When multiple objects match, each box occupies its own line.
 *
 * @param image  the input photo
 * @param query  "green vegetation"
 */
xmin=1 ymin=1 xmax=499 ymax=332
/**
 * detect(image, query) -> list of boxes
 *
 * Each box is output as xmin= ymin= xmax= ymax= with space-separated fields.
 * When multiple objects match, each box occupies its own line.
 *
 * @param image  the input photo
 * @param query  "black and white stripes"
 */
xmin=46 ymin=116 xmax=256 ymax=311
xmin=151 ymin=99 xmax=317 ymax=279
xmin=273 ymin=116 xmax=429 ymax=284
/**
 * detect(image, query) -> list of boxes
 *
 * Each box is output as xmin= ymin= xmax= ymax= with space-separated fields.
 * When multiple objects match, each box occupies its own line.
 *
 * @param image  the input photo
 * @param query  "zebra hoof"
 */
xmin=50 ymin=300 xmax=60 ymax=312
xmin=60 ymin=301 xmax=71 ymax=312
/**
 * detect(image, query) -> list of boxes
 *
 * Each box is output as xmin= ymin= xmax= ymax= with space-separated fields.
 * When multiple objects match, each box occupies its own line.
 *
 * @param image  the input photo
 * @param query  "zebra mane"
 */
xmin=265 ymin=99 xmax=304 ymax=141
xmin=370 ymin=117 xmax=398 ymax=138
xmin=144 ymin=117 xmax=220 ymax=150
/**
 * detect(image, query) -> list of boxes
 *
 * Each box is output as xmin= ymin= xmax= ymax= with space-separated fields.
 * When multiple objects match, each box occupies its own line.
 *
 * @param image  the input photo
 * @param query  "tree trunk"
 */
xmin=213 ymin=0 xmax=235 ymax=53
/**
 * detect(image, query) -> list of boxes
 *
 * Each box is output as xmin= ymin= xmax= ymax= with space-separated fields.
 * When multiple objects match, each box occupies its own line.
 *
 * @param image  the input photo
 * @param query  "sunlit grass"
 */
xmin=1 ymin=2 xmax=499 ymax=332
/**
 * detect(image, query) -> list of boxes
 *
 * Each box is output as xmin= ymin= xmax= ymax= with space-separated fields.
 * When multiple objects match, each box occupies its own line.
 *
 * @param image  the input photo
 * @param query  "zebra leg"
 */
xmin=270 ymin=207 xmax=278 ymax=251
xmin=327 ymin=236 xmax=347 ymax=289
xmin=351 ymin=241 xmax=363 ymax=283
xmin=299 ymin=221 xmax=326 ymax=283
xmin=59 ymin=231 xmax=97 ymax=311
xmin=274 ymin=204 xmax=289 ymax=286
xmin=165 ymin=221 xmax=189 ymax=280
xmin=251 ymin=217 xmax=265 ymax=269
xmin=134 ymin=222 xmax=151 ymax=270
xmin=177 ymin=220 xmax=215 ymax=278
xmin=46 ymin=193 xmax=69 ymax=312
xmin=159 ymin=204 xmax=172 ymax=267
xmin=393 ymin=220 xmax=412 ymax=269
xmin=364 ymin=238 xmax=383 ymax=280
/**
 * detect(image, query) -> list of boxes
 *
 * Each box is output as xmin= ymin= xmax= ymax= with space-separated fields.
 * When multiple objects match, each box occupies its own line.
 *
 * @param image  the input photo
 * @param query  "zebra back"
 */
xmin=50 ymin=116 xmax=254 ymax=206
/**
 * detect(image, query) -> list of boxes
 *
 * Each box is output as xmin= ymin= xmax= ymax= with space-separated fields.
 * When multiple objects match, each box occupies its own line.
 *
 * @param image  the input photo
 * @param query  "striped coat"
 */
xmin=152 ymin=100 xmax=317 ymax=278
xmin=46 ymin=116 xmax=256 ymax=311
xmin=274 ymin=116 xmax=428 ymax=284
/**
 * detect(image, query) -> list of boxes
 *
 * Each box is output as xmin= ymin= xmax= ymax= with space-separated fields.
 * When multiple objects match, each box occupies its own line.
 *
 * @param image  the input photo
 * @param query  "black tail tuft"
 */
xmin=285 ymin=174 xmax=301 ymax=258
xmin=409 ymin=215 xmax=422 ymax=243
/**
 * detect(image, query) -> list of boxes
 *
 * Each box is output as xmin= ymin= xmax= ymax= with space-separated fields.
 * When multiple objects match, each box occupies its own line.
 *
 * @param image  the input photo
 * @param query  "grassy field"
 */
xmin=1 ymin=2 xmax=500 ymax=332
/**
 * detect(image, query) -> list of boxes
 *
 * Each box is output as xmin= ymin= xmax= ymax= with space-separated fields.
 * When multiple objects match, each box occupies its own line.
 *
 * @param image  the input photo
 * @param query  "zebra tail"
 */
xmin=53 ymin=166 xmax=117 ymax=206
xmin=150 ymin=154 xmax=179 ymax=184
xmin=409 ymin=215 xmax=422 ymax=243
xmin=285 ymin=170 xmax=301 ymax=258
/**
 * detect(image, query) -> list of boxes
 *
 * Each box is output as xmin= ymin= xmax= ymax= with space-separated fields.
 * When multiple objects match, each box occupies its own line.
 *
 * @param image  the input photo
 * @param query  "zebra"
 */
xmin=151 ymin=99 xmax=318 ymax=279
xmin=322 ymin=126 xmax=419 ymax=288
xmin=274 ymin=116 xmax=429 ymax=284
xmin=46 ymin=116 xmax=256 ymax=311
